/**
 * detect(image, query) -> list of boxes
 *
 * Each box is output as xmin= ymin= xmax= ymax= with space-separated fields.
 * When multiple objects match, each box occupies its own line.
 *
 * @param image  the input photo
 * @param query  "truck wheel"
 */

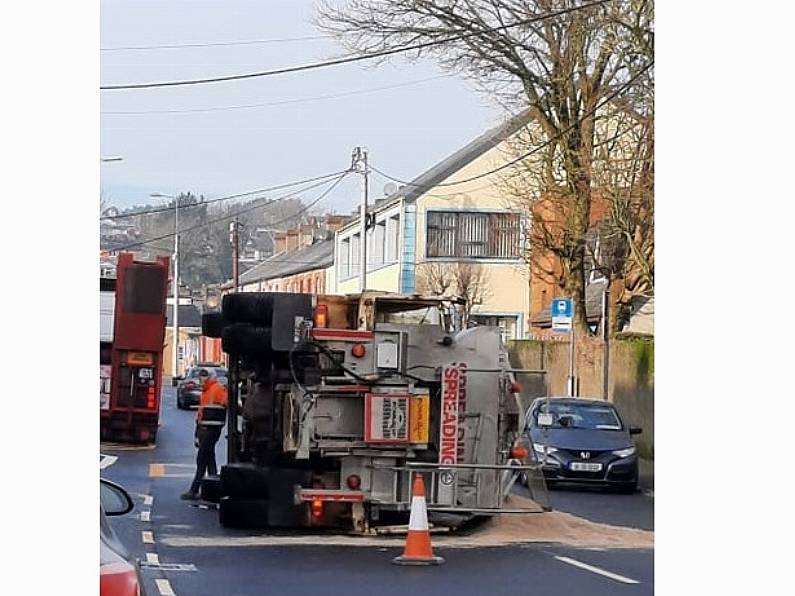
xmin=222 ymin=293 xmax=275 ymax=326
xmin=219 ymin=496 xmax=269 ymax=529
xmin=222 ymin=323 xmax=272 ymax=356
xmin=200 ymin=475 xmax=222 ymax=503
xmin=201 ymin=312 xmax=227 ymax=338
xmin=220 ymin=464 xmax=270 ymax=499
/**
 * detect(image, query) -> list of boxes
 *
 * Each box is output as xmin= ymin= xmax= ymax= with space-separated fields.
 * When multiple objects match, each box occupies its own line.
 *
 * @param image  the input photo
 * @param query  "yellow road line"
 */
xmin=149 ymin=464 xmax=165 ymax=477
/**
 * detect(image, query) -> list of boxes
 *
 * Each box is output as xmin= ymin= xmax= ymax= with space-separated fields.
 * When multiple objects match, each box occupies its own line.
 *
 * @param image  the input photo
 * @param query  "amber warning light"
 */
xmin=314 ymin=304 xmax=328 ymax=329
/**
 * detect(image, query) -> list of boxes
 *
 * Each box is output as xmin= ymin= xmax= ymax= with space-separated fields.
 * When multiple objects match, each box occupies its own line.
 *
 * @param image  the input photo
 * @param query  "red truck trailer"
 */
xmin=100 ymin=253 xmax=169 ymax=444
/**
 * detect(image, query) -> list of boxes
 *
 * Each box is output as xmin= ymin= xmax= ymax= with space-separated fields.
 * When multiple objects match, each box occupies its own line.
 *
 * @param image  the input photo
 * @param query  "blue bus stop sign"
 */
xmin=551 ymin=298 xmax=573 ymax=333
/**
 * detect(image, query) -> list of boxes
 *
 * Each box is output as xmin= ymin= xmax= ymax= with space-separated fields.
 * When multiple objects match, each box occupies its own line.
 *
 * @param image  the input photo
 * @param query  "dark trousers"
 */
xmin=189 ymin=425 xmax=223 ymax=494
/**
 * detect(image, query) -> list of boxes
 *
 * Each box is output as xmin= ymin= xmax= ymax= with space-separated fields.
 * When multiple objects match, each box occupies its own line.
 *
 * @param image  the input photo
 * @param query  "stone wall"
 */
xmin=508 ymin=336 xmax=654 ymax=458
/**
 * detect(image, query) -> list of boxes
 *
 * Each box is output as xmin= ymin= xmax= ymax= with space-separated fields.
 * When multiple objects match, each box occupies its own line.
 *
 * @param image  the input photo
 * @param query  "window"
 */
xmin=338 ymin=237 xmax=350 ymax=279
xmin=426 ymin=211 xmax=520 ymax=259
xmin=387 ymin=214 xmax=400 ymax=263
xmin=369 ymin=220 xmax=386 ymax=268
xmin=350 ymin=233 xmax=360 ymax=277
xmin=588 ymin=237 xmax=606 ymax=283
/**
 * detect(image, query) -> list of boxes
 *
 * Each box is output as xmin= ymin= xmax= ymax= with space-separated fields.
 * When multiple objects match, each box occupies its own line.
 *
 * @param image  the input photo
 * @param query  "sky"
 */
xmin=100 ymin=0 xmax=504 ymax=214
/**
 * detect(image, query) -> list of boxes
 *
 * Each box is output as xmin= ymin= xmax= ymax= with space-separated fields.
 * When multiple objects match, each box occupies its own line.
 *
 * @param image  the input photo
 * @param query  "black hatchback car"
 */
xmin=526 ymin=397 xmax=642 ymax=493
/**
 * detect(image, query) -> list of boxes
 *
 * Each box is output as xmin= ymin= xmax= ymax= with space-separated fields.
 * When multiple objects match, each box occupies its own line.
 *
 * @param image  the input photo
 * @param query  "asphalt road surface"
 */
xmin=101 ymin=383 xmax=654 ymax=596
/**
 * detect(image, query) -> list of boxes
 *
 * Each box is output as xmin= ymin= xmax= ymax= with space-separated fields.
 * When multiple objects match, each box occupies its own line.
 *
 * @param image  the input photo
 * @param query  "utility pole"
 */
xmin=230 ymin=219 xmax=241 ymax=293
xmin=353 ymin=147 xmax=369 ymax=292
xmin=567 ymin=313 xmax=576 ymax=397
xmin=602 ymin=288 xmax=610 ymax=401
xmin=173 ymin=197 xmax=180 ymax=381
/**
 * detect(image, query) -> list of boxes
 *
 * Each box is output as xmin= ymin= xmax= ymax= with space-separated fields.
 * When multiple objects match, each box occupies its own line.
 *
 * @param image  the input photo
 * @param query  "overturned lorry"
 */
xmin=202 ymin=291 xmax=549 ymax=533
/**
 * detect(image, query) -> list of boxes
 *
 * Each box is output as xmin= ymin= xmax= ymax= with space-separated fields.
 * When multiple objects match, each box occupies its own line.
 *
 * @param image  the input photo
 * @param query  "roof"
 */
xmin=166 ymin=304 xmax=203 ymax=328
xmin=233 ymin=239 xmax=334 ymax=287
xmin=340 ymin=110 xmax=533 ymax=231
xmin=530 ymin=279 xmax=609 ymax=327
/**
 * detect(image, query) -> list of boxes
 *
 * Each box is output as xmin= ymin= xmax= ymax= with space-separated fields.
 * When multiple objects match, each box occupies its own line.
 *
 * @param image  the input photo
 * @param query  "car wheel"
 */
xmin=176 ymin=394 xmax=185 ymax=409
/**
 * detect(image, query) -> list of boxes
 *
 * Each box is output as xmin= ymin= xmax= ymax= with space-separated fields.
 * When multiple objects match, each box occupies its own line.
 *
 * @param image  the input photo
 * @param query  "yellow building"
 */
xmin=332 ymin=112 xmax=533 ymax=339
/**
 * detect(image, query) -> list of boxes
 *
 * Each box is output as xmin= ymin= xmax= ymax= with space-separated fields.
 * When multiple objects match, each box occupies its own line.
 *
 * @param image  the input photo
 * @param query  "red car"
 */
xmin=101 ymin=478 xmax=146 ymax=596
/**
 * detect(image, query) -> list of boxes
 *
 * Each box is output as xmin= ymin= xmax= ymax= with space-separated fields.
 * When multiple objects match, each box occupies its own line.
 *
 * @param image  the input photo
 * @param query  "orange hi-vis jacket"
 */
xmin=197 ymin=378 xmax=228 ymax=427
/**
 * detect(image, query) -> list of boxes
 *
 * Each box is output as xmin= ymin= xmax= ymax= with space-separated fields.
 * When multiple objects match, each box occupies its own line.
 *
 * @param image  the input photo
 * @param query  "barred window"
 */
xmin=426 ymin=211 xmax=520 ymax=258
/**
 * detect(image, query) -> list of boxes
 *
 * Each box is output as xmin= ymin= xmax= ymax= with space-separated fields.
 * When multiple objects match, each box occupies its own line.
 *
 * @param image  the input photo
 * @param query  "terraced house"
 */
xmin=332 ymin=112 xmax=533 ymax=340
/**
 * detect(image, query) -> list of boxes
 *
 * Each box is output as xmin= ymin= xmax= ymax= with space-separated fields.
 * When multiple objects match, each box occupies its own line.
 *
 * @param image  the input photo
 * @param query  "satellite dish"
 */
xmin=383 ymin=182 xmax=398 ymax=196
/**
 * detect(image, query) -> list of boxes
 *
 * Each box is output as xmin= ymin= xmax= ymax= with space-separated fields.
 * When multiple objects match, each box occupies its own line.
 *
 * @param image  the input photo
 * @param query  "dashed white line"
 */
xmin=155 ymin=578 xmax=176 ymax=596
xmin=141 ymin=510 xmax=151 ymax=522
xmin=554 ymin=555 xmax=640 ymax=584
xmin=144 ymin=495 xmax=154 ymax=506
xmin=142 ymin=531 xmax=155 ymax=544
xmin=145 ymin=553 xmax=159 ymax=564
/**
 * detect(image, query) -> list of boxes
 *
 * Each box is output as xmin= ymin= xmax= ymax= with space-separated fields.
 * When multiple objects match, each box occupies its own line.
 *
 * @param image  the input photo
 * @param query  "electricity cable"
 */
xmin=100 ymin=170 xmax=348 ymax=220
xmin=100 ymin=1 xmax=614 ymax=90
xmin=112 ymin=171 xmax=349 ymax=251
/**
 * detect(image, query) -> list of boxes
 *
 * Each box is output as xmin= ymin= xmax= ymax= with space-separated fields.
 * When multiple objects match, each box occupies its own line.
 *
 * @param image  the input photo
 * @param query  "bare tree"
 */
xmin=416 ymin=262 xmax=492 ymax=326
xmin=317 ymin=0 xmax=654 ymax=334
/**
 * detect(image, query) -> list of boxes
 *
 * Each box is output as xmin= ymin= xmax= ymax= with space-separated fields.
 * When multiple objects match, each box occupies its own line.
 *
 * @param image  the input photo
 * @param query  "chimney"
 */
xmin=300 ymin=223 xmax=314 ymax=248
xmin=273 ymin=231 xmax=287 ymax=254
xmin=286 ymin=229 xmax=299 ymax=252
xmin=323 ymin=215 xmax=349 ymax=234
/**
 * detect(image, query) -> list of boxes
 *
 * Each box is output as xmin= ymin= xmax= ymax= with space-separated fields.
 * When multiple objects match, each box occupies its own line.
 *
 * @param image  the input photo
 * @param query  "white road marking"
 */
xmin=141 ymin=510 xmax=151 ymax=522
xmin=142 ymin=531 xmax=155 ymax=544
xmin=99 ymin=454 xmax=118 ymax=469
xmin=155 ymin=579 xmax=176 ymax=596
xmin=145 ymin=553 xmax=159 ymax=564
xmin=144 ymin=495 xmax=154 ymax=506
xmin=554 ymin=555 xmax=640 ymax=584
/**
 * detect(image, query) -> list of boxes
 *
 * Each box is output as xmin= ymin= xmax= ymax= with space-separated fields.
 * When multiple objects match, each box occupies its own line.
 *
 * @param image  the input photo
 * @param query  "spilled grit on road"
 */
xmin=159 ymin=496 xmax=653 ymax=550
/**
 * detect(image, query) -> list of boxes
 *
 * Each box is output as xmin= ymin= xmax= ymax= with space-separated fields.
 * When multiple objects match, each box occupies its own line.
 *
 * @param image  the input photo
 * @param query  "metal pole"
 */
xmin=567 ymin=302 xmax=575 ymax=397
xmin=172 ymin=196 xmax=180 ymax=380
xmin=602 ymin=288 xmax=610 ymax=401
xmin=358 ymin=147 xmax=369 ymax=292
xmin=231 ymin=219 xmax=240 ymax=293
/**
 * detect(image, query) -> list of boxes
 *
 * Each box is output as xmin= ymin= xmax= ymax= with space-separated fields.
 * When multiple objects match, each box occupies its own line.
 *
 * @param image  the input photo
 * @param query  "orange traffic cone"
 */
xmin=392 ymin=473 xmax=445 ymax=566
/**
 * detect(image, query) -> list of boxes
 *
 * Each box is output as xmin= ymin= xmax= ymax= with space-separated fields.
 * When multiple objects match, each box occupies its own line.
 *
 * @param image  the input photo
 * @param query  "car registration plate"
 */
xmin=570 ymin=462 xmax=602 ymax=472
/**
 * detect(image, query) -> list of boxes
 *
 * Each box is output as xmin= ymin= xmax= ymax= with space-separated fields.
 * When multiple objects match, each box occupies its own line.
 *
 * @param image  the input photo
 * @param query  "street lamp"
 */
xmin=150 ymin=191 xmax=180 ymax=382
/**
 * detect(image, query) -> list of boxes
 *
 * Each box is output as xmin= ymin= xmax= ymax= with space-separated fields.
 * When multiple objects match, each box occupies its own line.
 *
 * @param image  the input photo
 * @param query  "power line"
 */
xmin=114 ymin=171 xmax=350 ymax=252
xmin=100 ymin=0 xmax=613 ymax=90
xmin=369 ymin=61 xmax=653 ymax=191
xmin=101 ymin=75 xmax=450 ymax=115
xmin=100 ymin=170 xmax=348 ymax=220
xmin=100 ymin=35 xmax=328 ymax=52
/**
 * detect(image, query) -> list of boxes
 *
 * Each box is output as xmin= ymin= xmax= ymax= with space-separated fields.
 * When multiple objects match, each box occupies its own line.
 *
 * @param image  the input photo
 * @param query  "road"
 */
xmin=101 ymin=383 xmax=654 ymax=596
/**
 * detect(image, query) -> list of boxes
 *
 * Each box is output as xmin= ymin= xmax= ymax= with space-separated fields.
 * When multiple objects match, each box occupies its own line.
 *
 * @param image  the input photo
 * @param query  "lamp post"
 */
xmin=150 ymin=192 xmax=180 ymax=381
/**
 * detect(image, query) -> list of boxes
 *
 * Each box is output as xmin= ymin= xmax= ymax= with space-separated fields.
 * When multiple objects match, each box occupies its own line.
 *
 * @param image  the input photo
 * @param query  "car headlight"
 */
xmin=612 ymin=446 xmax=636 ymax=458
xmin=533 ymin=443 xmax=558 ymax=455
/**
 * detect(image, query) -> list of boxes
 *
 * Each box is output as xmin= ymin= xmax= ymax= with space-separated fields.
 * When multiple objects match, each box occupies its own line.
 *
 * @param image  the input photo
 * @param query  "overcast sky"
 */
xmin=100 ymin=0 xmax=505 ymax=213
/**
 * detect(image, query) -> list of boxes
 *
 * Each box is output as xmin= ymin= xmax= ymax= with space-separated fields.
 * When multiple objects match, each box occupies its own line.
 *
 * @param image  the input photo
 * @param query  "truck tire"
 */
xmin=200 ymin=475 xmax=222 ymax=503
xmin=201 ymin=312 xmax=226 ymax=338
xmin=219 ymin=496 xmax=269 ymax=529
xmin=220 ymin=464 xmax=270 ymax=499
xmin=222 ymin=323 xmax=272 ymax=356
xmin=222 ymin=293 xmax=275 ymax=326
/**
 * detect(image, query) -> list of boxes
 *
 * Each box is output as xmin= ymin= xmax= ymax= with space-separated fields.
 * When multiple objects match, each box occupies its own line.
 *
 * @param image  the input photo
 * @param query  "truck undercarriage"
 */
xmin=202 ymin=292 xmax=549 ymax=533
